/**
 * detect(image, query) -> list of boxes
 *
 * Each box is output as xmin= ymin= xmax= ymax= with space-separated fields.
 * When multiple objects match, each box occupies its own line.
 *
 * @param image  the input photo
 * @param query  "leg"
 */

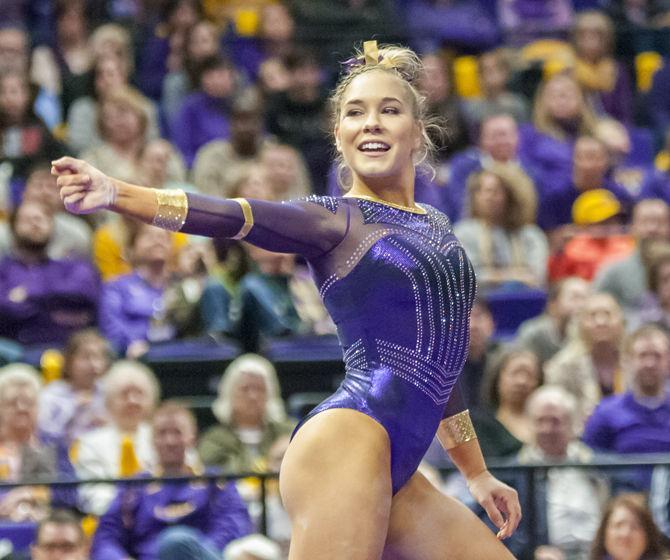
xmin=156 ymin=526 xmax=220 ymax=560
xmin=383 ymin=472 xmax=517 ymax=560
xmin=280 ymin=409 xmax=393 ymax=560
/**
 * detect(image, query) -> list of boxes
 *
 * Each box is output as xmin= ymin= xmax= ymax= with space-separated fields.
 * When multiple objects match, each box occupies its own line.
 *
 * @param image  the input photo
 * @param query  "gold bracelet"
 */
xmin=152 ymin=189 xmax=188 ymax=232
xmin=437 ymin=409 xmax=477 ymax=449
xmin=231 ymin=197 xmax=254 ymax=240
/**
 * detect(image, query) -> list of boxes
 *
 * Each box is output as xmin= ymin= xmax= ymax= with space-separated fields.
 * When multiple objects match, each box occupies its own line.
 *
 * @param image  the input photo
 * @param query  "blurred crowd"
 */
xmin=6 ymin=0 xmax=670 ymax=559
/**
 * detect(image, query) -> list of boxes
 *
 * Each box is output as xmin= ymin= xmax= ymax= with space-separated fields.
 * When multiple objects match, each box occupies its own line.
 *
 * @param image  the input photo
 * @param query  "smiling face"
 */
xmin=604 ymin=505 xmax=648 ymax=560
xmin=335 ymin=70 xmax=421 ymax=188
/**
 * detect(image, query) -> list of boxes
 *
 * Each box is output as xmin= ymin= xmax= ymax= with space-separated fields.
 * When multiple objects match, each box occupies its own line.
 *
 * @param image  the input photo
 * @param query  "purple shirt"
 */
xmin=99 ymin=271 xmax=166 ymax=354
xmin=0 ymin=255 xmax=99 ymax=345
xmin=92 ymin=476 xmax=252 ymax=560
xmin=171 ymin=92 xmax=231 ymax=167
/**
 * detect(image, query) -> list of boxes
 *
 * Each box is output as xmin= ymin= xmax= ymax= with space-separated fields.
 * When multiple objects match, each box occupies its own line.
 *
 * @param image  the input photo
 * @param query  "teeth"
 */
xmin=360 ymin=142 xmax=389 ymax=151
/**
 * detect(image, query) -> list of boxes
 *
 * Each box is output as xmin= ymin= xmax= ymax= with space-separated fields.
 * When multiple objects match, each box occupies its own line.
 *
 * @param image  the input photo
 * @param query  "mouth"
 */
xmin=357 ymin=141 xmax=391 ymax=154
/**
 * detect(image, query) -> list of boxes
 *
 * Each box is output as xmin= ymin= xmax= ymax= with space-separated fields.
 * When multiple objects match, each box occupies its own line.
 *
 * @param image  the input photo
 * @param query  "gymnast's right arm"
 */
xmin=52 ymin=157 xmax=347 ymax=259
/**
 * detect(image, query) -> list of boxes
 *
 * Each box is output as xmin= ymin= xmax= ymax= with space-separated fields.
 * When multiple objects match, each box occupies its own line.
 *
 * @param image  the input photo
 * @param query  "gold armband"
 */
xmin=231 ymin=197 xmax=254 ymax=240
xmin=152 ymin=189 xmax=188 ymax=232
xmin=437 ymin=410 xmax=477 ymax=449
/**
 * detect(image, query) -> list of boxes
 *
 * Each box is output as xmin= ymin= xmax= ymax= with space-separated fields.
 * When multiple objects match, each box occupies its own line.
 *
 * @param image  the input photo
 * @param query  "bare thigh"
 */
xmin=280 ymin=409 xmax=394 ymax=560
xmin=383 ymin=472 xmax=517 ymax=560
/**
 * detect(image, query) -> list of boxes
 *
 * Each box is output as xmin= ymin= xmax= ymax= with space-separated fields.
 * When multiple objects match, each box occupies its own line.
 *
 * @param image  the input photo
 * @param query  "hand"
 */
xmin=467 ymin=470 xmax=521 ymax=540
xmin=51 ymin=156 xmax=118 ymax=214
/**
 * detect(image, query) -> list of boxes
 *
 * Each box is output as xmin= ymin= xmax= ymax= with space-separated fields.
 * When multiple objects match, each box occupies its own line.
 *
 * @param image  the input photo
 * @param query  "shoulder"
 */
xmin=591 ymin=393 xmax=628 ymax=416
xmin=287 ymin=195 xmax=343 ymax=215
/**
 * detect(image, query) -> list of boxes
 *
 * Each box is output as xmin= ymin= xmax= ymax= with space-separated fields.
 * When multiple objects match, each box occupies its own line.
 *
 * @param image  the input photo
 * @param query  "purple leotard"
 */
xmin=181 ymin=193 xmax=476 ymax=493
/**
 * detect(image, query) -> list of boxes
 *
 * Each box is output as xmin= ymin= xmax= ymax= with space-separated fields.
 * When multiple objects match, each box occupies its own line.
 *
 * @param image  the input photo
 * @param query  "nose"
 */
xmin=363 ymin=112 xmax=382 ymax=133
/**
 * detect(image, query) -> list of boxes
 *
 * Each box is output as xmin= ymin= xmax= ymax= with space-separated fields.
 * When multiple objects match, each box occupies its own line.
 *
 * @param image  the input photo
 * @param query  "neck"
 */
xmin=572 ymin=173 xmax=602 ymax=192
xmin=111 ymin=139 xmax=142 ymax=160
xmin=160 ymin=463 xmax=189 ymax=476
xmin=498 ymin=402 xmax=526 ymax=416
xmin=633 ymin=385 xmax=665 ymax=400
xmin=13 ymin=245 xmax=47 ymax=264
xmin=347 ymin=169 xmax=417 ymax=210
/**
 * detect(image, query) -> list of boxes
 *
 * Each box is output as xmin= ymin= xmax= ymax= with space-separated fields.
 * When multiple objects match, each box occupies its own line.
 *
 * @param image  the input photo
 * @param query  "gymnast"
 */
xmin=52 ymin=41 xmax=521 ymax=560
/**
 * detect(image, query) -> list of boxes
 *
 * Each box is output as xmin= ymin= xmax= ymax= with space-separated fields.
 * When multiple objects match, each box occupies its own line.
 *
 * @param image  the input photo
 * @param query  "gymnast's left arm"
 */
xmin=52 ymin=157 xmax=348 ymax=259
xmin=438 ymin=386 xmax=522 ymax=540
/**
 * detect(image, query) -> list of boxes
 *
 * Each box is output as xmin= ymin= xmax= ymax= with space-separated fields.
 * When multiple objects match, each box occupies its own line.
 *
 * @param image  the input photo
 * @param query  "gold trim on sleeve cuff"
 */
xmin=437 ymin=409 xmax=477 ymax=449
xmin=231 ymin=197 xmax=254 ymax=240
xmin=152 ymin=188 xmax=188 ymax=232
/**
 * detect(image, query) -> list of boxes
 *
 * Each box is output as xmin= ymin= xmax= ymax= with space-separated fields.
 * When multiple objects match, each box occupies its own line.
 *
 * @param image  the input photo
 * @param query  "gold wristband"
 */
xmin=437 ymin=409 xmax=477 ymax=449
xmin=231 ymin=197 xmax=254 ymax=240
xmin=152 ymin=188 xmax=188 ymax=232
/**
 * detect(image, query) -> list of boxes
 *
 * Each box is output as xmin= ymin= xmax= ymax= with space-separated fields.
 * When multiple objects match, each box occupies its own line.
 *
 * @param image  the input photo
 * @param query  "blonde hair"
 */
xmin=467 ymin=162 xmax=537 ymax=229
xmin=532 ymin=72 xmax=597 ymax=141
xmin=330 ymin=43 xmax=442 ymax=189
xmin=102 ymin=360 xmax=160 ymax=407
xmin=212 ymin=354 xmax=287 ymax=425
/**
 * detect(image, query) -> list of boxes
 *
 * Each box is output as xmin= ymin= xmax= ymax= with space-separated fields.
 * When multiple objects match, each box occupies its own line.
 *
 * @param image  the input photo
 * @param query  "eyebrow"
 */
xmin=344 ymin=97 xmax=404 ymax=106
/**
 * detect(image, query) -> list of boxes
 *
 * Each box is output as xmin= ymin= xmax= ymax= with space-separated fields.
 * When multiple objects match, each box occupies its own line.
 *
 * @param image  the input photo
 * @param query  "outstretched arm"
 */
xmin=52 ymin=157 xmax=348 ymax=259
xmin=437 ymin=411 xmax=522 ymax=540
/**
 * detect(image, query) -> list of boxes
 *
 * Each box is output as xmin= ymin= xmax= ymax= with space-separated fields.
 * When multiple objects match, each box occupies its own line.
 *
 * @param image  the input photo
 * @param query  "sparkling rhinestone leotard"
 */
xmin=180 ymin=193 xmax=476 ymax=493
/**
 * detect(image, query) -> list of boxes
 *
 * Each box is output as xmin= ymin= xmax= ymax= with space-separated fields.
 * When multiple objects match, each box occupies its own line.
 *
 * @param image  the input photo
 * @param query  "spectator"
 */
xmin=171 ymin=54 xmax=237 ymax=167
xmin=571 ymin=11 xmax=634 ymax=124
xmin=162 ymin=19 xmax=221 ymax=133
xmin=260 ymin=143 xmax=312 ymax=200
xmin=591 ymin=493 xmax=670 ymax=560
xmin=31 ymin=509 xmax=89 ymax=560
xmin=583 ymin=324 xmax=670 ymax=491
xmin=38 ymin=329 xmax=111 ymax=447
xmin=0 ymin=364 xmax=77 ymax=522
xmin=0 ymin=68 xmax=66 ymax=187
xmin=547 ymin=189 xmax=635 ymax=282
xmin=454 ymin=163 xmax=548 ymax=291
xmin=629 ymin=245 xmax=670 ymax=331
xmin=515 ymin=276 xmax=591 ymax=365
xmin=538 ymin=136 xmax=634 ymax=232
xmin=75 ymin=360 xmax=160 ymax=515
xmin=417 ymin=52 xmax=469 ymax=161
xmin=464 ymin=49 xmax=529 ymax=133
xmin=594 ymin=198 xmax=670 ymax=312
xmin=442 ymin=112 xmax=535 ymax=221
xmin=0 ymin=161 xmax=92 ymax=260
xmin=136 ymin=139 xmax=190 ymax=191
xmin=519 ymin=72 xmax=598 ymax=200
xmin=192 ymin=90 xmax=269 ymax=197
xmin=99 ymin=223 xmax=175 ymax=357
xmin=66 ymin=53 xmax=159 ymax=156
xmin=80 ymin=86 xmax=155 ymax=184
xmin=198 ymin=354 xmax=294 ymax=474
xmin=604 ymin=0 xmax=670 ymax=28
xmin=0 ymin=200 xmax=99 ymax=346
xmin=471 ymin=346 xmax=542 ymax=458
xmin=480 ymin=386 xmax=609 ymax=560
xmin=92 ymin=401 xmax=252 ymax=560
xmin=265 ymin=49 xmax=330 ymax=193
xmin=545 ymin=292 xmax=626 ymax=426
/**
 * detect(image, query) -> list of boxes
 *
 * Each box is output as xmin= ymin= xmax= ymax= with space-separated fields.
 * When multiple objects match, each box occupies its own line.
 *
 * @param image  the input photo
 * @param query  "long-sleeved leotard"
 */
xmin=181 ymin=193 xmax=476 ymax=493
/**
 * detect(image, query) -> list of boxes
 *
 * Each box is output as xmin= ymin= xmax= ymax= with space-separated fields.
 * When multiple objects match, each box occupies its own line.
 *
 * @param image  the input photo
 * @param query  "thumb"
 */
xmin=481 ymin=496 xmax=504 ymax=529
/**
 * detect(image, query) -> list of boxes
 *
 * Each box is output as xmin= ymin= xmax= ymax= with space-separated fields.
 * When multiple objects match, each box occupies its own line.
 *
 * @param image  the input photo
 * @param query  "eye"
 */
xmin=383 ymin=106 xmax=400 ymax=114
xmin=345 ymin=108 xmax=363 ymax=117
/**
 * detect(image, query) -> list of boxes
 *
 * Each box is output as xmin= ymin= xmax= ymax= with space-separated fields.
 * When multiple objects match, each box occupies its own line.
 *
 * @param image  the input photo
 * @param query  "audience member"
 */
xmin=0 ymin=364 xmax=77 ymax=521
xmin=38 ymin=329 xmax=111 ymax=447
xmin=136 ymin=138 xmax=190 ymax=191
xmin=538 ymin=136 xmax=633 ymax=232
xmin=0 ymin=161 xmax=92 ymax=260
xmin=171 ymin=54 xmax=237 ymax=167
xmin=99 ymin=223 xmax=175 ymax=357
xmin=571 ymin=11 xmax=634 ymax=124
xmin=594 ymin=198 xmax=670 ymax=312
xmin=519 ymin=72 xmax=598 ymax=201
xmin=464 ymin=49 xmax=529 ymax=133
xmin=471 ymin=346 xmax=542 ymax=458
xmin=0 ymin=200 xmax=99 ymax=346
xmin=515 ymin=276 xmax=591 ymax=365
xmin=545 ymin=292 xmax=626 ymax=425
xmin=30 ymin=509 xmax=89 ymax=560
xmin=198 ymin=354 xmax=294 ymax=474
xmin=583 ymin=324 xmax=670 ymax=491
xmin=590 ymin=493 xmax=670 ymax=560
xmin=260 ymin=143 xmax=312 ymax=200
xmin=454 ymin=164 xmax=548 ymax=291
xmin=75 ymin=360 xmax=160 ymax=515
xmin=92 ymin=401 xmax=252 ymax=560
xmin=629 ymin=245 xmax=670 ymax=331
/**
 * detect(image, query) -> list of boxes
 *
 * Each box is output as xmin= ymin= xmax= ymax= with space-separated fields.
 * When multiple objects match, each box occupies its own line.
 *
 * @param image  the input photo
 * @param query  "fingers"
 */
xmin=51 ymin=156 xmax=84 ymax=176
xmin=481 ymin=496 xmax=504 ymax=530
xmin=495 ymin=490 xmax=522 ymax=540
xmin=56 ymin=174 xmax=91 ymax=189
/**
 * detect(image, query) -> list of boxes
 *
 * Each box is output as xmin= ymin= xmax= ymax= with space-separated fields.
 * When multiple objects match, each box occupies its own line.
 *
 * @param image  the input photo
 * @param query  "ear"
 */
xmin=334 ymin=126 xmax=343 ymax=153
xmin=413 ymin=121 xmax=424 ymax=152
